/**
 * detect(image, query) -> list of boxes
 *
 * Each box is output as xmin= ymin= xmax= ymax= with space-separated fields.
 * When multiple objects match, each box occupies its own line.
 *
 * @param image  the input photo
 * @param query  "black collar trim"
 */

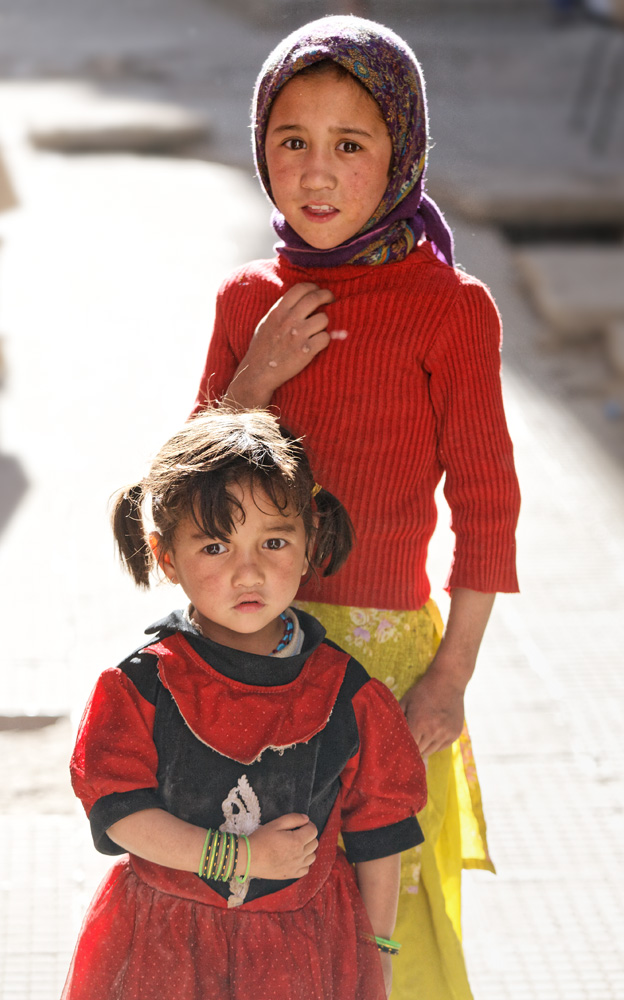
xmin=143 ymin=608 xmax=326 ymax=687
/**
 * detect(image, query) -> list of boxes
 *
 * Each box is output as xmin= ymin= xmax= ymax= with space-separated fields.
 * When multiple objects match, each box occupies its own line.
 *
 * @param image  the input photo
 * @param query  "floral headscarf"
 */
xmin=252 ymin=15 xmax=454 ymax=268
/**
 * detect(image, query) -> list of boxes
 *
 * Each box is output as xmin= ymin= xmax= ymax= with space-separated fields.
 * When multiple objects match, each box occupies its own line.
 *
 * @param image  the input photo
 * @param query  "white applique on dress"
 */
xmin=220 ymin=775 xmax=261 ymax=907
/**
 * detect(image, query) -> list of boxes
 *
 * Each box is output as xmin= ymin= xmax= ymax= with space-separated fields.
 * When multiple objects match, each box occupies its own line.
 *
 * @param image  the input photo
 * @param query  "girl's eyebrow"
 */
xmin=329 ymin=125 xmax=373 ymax=138
xmin=190 ymin=521 xmax=298 ymax=539
xmin=270 ymin=123 xmax=373 ymax=139
xmin=264 ymin=521 xmax=298 ymax=533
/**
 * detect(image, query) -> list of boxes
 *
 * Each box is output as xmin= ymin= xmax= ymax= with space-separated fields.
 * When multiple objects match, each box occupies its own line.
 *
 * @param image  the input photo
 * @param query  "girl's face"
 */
xmin=152 ymin=483 xmax=310 ymax=656
xmin=265 ymin=69 xmax=392 ymax=250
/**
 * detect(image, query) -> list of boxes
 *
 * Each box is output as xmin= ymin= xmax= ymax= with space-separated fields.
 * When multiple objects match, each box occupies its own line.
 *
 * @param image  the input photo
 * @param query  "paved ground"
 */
xmin=0 ymin=2 xmax=623 ymax=998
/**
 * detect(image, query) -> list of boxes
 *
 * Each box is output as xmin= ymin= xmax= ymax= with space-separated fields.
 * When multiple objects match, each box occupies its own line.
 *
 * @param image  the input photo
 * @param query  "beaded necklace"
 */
xmin=272 ymin=612 xmax=294 ymax=654
xmin=186 ymin=607 xmax=294 ymax=656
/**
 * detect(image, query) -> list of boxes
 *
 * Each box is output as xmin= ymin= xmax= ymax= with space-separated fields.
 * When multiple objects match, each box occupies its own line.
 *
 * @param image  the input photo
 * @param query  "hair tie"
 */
xmin=311 ymin=483 xmax=322 ymax=498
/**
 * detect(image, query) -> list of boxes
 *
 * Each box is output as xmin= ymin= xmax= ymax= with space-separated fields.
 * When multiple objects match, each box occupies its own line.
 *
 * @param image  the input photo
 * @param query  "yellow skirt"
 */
xmin=295 ymin=599 xmax=494 ymax=1000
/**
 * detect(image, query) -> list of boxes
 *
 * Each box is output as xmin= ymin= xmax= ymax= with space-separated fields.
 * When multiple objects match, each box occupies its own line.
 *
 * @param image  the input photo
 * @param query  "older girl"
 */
xmin=193 ymin=16 xmax=521 ymax=1000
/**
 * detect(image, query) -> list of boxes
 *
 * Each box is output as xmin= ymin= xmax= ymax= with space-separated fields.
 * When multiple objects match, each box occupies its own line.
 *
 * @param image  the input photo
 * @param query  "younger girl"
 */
xmin=61 ymin=409 xmax=427 ymax=1000
xmin=193 ymin=15 xmax=522 ymax=1000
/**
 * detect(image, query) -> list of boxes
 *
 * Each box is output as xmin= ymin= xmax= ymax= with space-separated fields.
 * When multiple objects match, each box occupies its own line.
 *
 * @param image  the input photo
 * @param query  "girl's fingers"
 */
xmin=292 ymin=310 xmax=329 ymax=337
xmin=270 ymin=812 xmax=310 ymax=831
xmin=301 ymin=839 xmax=318 ymax=861
xmin=298 ymin=821 xmax=318 ymax=843
xmin=281 ymin=284 xmax=335 ymax=324
xmin=279 ymin=281 xmax=323 ymax=307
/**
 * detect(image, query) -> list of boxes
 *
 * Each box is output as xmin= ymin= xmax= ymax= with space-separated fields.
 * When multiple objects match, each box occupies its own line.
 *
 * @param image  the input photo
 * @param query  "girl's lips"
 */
xmin=234 ymin=599 xmax=265 ymax=613
xmin=301 ymin=205 xmax=339 ymax=223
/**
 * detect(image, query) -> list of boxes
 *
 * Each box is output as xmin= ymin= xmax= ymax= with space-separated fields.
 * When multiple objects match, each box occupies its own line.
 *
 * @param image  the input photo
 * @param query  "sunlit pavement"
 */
xmin=0 ymin=3 xmax=623 ymax=997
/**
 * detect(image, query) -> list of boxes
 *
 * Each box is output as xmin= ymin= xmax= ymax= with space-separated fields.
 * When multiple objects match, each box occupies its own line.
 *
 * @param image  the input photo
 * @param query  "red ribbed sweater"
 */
xmin=193 ymin=242 xmax=520 ymax=610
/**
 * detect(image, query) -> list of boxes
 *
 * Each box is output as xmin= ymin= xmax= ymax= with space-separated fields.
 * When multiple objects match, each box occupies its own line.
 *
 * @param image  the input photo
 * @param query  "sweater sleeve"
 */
xmin=426 ymin=276 xmax=521 ymax=593
xmin=340 ymin=678 xmax=426 ymax=863
xmin=191 ymin=278 xmax=241 ymax=414
xmin=70 ymin=667 xmax=162 ymax=854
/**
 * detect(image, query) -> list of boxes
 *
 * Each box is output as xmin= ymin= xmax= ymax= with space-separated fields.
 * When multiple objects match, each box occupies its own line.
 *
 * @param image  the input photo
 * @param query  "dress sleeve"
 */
xmin=425 ymin=277 xmax=521 ymax=593
xmin=340 ymin=678 xmax=427 ymax=863
xmin=70 ymin=667 xmax=161 ymax=854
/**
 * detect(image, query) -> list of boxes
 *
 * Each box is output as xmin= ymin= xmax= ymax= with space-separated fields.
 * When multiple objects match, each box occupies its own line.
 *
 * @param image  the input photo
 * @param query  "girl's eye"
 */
xmin=337 ymin=140 xmax=362 ymax=154
xmin=282 ymin=137 xmax=306 ymax=151
xmin=264 ymin=538 xmax=287 ymax=551
xmin=204 ymin=542 xmax=227 ymax=555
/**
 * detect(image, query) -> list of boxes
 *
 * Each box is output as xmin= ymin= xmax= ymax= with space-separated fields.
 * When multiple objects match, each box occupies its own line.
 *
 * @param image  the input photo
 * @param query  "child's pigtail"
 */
xmin=311 ymin=487 xmax=354 ymax=577
xmin=111 ymin=483 xmax=153 ymax=589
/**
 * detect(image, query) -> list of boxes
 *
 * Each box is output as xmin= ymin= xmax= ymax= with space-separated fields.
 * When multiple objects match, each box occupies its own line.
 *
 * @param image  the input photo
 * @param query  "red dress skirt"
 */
xmin=61 ymin=800 xmax=385 ymax=1000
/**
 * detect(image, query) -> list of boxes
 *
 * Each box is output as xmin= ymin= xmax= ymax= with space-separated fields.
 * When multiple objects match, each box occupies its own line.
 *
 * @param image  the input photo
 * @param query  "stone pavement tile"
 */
xmin=463 ymin=758 xmax=624 ymax=999
xmin=0 ymin=718 xmax=77 ymax=816
xmin=0 ymin=817 xmax=77 ymax=1000
xmin=0 ymin=815 xmax=111 ymax=1000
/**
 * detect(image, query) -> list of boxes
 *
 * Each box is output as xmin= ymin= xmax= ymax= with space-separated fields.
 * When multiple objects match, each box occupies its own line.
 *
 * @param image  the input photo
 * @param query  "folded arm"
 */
xmin=107 ymin=808 xmax=318 ymax=881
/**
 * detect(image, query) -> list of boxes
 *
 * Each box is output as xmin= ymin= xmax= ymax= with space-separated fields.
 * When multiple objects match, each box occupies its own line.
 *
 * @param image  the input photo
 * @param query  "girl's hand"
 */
xmin=399 ymin=662 xmax=465 ymax=756
xmin=242 ymin=813 xmax=318 ymax=880
xmin=379 ymin=952 xmax=393 ymax=997
xmin=225 ymin=282 xmax=347 ymax=408
xmin=400 ymin=588 xmax=495 ymax=756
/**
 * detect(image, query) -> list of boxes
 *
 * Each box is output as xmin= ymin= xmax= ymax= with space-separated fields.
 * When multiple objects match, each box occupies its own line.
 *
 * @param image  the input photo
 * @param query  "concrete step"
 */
xmin=430 ymin=170 xmax=624 ymax=227
xmin=28 ymin=85 xmax=210 ymax=153
xmin=514 ymin=244 xmax=624 ymax=338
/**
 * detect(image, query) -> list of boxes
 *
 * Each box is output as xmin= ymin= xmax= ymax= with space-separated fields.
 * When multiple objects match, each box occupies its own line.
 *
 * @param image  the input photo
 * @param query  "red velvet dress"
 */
xmin=62 ymin=610 xmax=426 ymax=1000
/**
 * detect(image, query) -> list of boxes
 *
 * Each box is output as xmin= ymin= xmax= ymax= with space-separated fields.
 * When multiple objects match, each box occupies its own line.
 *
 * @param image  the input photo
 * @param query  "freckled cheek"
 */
xmin=272 ymin=559 xmax=302 ymax=582
xmin=190 ymin=573 xmax=221 ymax=597
xmin=350 ymin=168 xmax=376 ymax=197
xmin=267 ymin=157 xmax=294 ymax=190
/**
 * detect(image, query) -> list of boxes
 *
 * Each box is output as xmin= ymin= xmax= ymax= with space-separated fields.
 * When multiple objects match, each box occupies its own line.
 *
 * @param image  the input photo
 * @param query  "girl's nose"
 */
xmin=300 ymin=149 xmax=337 ymax=192
xmin=232 ymin=554 xmax=264 ymax=587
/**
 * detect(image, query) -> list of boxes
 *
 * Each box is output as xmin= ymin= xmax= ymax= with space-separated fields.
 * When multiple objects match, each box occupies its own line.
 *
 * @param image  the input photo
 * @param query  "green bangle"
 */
xmin=198 ymin=829 xmax=212 ymax=878
xmin=222 ymin=832 xmax=233 ymax=881
xmin=375 ymin=936 xmax=401 ymax=955
xmin=214 ymin=831 xmax=227 ymax=880
xmin=224 ymin=834 xmax=237 ymax=882
xmin=235 ymin=834 xmax=251 ymax=884
xmin=205 ymin=830 xmax=220 ymax=880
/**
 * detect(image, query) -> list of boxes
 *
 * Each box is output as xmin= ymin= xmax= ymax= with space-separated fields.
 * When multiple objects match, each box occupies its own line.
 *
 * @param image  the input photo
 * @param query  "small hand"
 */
xmin=244 ymin=813 xmax=318 ymax=880
xmin=227 ymin=283 xmax=347 ymax=406
xmin=399 ymin=666 xmax=465 ymax=757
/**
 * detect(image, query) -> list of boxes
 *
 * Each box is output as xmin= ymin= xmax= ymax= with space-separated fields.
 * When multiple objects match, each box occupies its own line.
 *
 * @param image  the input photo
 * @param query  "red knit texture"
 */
xmin=193 ymin=243 xmax=521 ymax=610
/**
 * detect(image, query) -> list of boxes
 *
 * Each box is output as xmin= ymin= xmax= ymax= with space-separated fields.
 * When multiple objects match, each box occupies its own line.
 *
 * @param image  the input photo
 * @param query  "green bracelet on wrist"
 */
xmin=375 ymin=936 xmax=401 ymax=956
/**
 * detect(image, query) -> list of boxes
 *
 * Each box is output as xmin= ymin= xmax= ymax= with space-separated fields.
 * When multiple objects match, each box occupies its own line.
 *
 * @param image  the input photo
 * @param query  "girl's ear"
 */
xmin=303 ymin=514 xmax=319 ymax=576
xmin=149 ymin=532 xmax=179 ymax=585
